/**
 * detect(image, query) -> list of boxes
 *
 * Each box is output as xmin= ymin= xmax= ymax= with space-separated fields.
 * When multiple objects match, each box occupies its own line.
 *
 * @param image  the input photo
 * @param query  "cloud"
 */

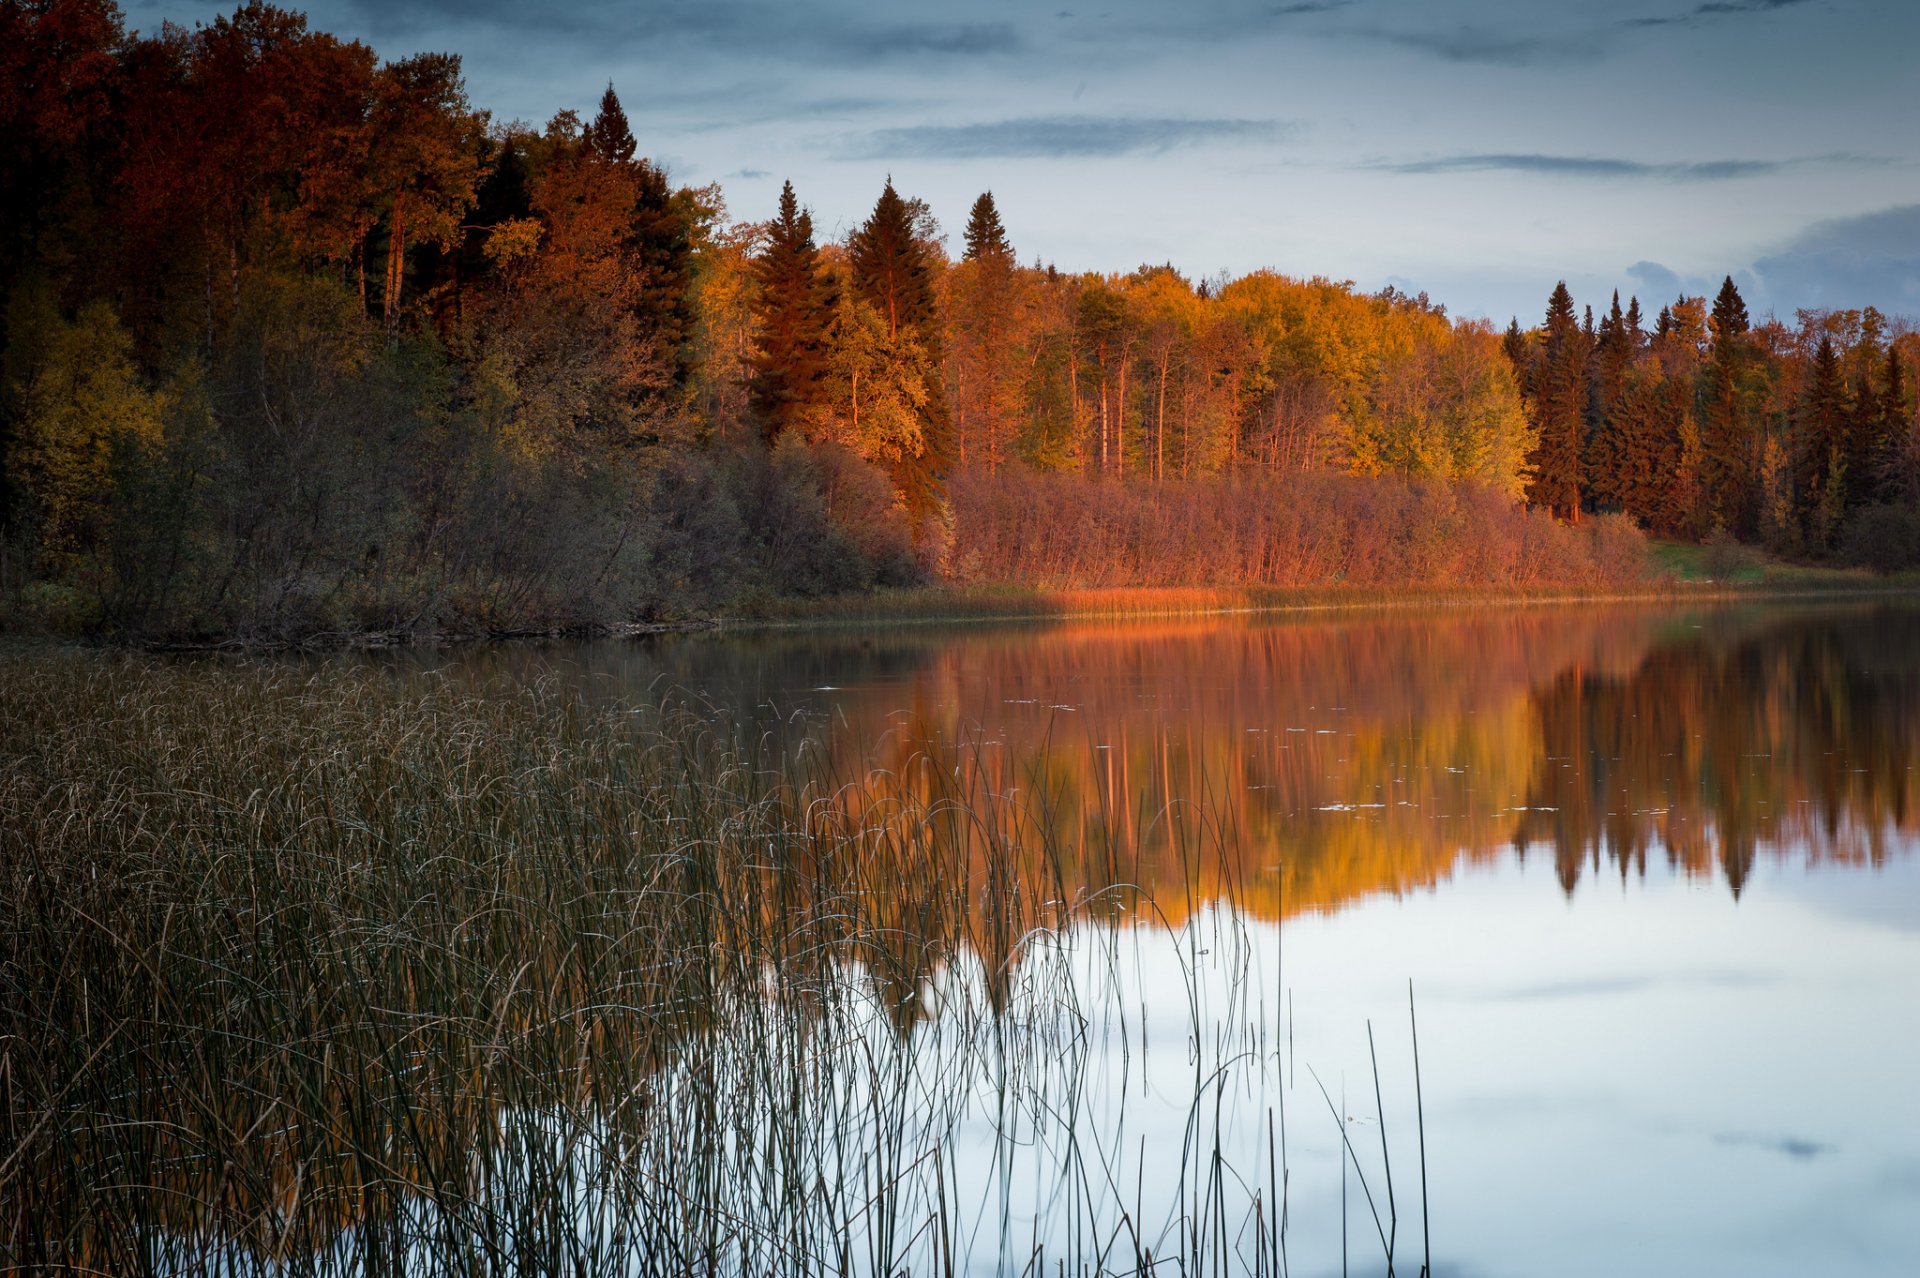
xmin=1623 ymin=0 xmax=1815 ymax=29
xmin=333 ymin=1 xmax=1022 ymax=65
xmin=1627 ymin=260 xmax=1683 ymax=297
xmin=1713 ymin=1131 xmax=1832 ymax=1162
xmin=727 ymin=168 xmax=772 ymax=180
xmin=1266 ymin=1 xmax=1354 ymax=14
xmin=1368 ymin=152 xmax=1877 ymax=180
xmin=846 ymin=22 xmax=1019 ymax=58
xmin=843 ymin=115 xmax=1289 ymax=160
xmin=1350 ymin=25 xmax=1609 ymax=67
xmin=1750 ymin=203 xmax=1920 ymax=316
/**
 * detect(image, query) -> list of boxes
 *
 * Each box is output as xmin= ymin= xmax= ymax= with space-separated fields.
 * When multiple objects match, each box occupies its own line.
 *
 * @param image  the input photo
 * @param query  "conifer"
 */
xmin=1701 ymin=276 xmax=1754 ymax=535
xmin=962 ymin=192 xmax=1012 ymax=263
xmin=1524 ymin=282 xmax=1587 ymax=521
xmin=849 ymin=181 xmax=953 ymax=524
xmin=749 ymin=181 xmax=835 ymax=441
xmin=1797 ymin=334 xmax=1850 ymax=543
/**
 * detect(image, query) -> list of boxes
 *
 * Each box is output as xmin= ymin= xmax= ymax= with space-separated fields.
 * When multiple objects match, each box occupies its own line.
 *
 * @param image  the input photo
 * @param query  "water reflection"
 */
xmin=20 ymin=603 xmax=1913 ymax=1276
xmin=449 ymin=603 xmax=1920 ymax=918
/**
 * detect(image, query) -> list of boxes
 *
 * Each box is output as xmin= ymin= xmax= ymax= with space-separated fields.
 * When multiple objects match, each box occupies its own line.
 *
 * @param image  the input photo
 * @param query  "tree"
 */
xmin=951 ymin=191 xmax=1021 ymax=473
xmin=1701 ymin=275 xmax=1753 ymax=534
xmin=1796 ymin=334 xmax=1849 ymax=546
xmin=1523 ymin=282 xmax=1586 ymax=521
xmin=848 ymin=180 xmax=951 ymax=525
xmin=962 ymin=191 xmax=1012 ymax=263
xmin=4 ymin=295 xmax=166 ymax=572
xmin=368 ymin=52 xmax=487 ymax=331
xmin=749 ymin=180 xmax=834 ymax=442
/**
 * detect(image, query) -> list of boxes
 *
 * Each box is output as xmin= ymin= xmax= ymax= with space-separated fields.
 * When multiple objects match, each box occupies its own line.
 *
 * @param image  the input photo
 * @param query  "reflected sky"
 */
xmin=355 ymin=600 xmax=1920 ymax=1274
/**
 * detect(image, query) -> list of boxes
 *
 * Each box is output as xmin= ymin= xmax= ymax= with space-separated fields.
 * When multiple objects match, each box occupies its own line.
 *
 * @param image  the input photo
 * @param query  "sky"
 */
xmin=127 ymin=0 xmax=1920 ymax=324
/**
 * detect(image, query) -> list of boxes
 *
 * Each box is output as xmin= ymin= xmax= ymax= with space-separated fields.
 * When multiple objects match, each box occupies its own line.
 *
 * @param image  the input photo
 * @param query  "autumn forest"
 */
xmin=4 ymin=1 xmax=1919 ymax=640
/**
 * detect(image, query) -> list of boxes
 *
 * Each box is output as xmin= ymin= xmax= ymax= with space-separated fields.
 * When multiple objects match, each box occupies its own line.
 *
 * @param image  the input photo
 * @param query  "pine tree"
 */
xmin=954 ymin=191 xmax=1019 ymax=472
xmin=583 ymin=85 xmax=693 ymax=399
xmin=1871 ymin=346 xmax=1908 ymax=502
xmin=585 ymin=83 xmax=636 ymax=165
xmin=628 ymin=157 xmax=692 ymax=390
xmin=962 ymin=191 xmax=1012 ymax=263
xmin=1523 ymin=282 xmax=1587 ymax=521
xmin=1797 ymin=334 xmax=1850 ymax=545
xmin=1701 ymin=276 xmax=1753 ymax=535
xmin=749 ymin=180 xmax=835 ymax=442
xmin=849 ymin=180 xmax=952 ymax=525
xmin=1586 ymin=291 xmax=1634 ymax=509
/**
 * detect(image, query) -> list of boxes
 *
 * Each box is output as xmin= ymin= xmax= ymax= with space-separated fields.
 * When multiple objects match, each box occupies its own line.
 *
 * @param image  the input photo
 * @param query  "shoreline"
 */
xmin=7 ymin=573 xmax=1920 ymax=653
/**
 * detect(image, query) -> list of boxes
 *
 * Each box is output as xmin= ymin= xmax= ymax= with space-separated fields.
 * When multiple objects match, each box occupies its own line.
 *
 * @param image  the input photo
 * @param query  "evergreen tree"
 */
xmin=1871 ymin=346 xmax=1908 ymax=501
xmin=1797 ymin=334 xmax=1850 ymax=545
xmin=962 ymin=191 xmax=1012 ymax=263
xmin=1701 ymin=275 xmax=1753 ymax=535
xmin=1524 ymin=282 xmax=1587 ymax=521
xmin=849 ymin=180 xmax=952 ymax=524
xmin=1586 ymin=291 xmax=1634 ymax=509
xmin=749 ymin=180 xmax=834 ymax=442
xmin=954 ymin=190 xmax=1019 ymax=472
xmin=584 ymin=83 xmax=636 ymax=165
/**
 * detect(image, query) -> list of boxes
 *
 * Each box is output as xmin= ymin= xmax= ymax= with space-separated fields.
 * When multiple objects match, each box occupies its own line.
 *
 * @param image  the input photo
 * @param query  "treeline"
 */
xmin=1510 ymin=280 xmax=1920 ymax=568
xmin=0 ymin=3 xmax=1911 ymax=639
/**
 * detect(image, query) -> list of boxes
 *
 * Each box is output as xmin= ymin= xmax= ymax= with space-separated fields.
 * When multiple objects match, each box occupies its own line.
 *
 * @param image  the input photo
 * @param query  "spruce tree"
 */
xmin=955 ymin=191 xmax=1017 ymax=472
xmin=849 ymin=180 xmax=952 ymax=524
xmin=1797 ymin=334 xmax=1850 ymax=544
xmin=1587 ymin=291 xmax=1634 ymax=509
xmin=749 ymin=180 xmax=835 ymax=442
xmin=1872 ymin=346 xmax=1908 ymax=503
xmin=962 ymin=191 xmax=1012 ymax=263
xmin=584 ymin=85 xmax=693 ymax=396
xmin=1523 ymin=282 xmax=1587 ymax=521
xmin=585 ymin=83 xmax=636 ymax=165
xmin=1701 ymin=276 xmax=1753 ymax=535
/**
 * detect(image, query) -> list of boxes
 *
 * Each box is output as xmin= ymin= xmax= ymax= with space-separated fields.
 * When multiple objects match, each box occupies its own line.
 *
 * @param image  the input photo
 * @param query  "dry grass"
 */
xmin=0 ymin=650 xmax=1425 ymax=1276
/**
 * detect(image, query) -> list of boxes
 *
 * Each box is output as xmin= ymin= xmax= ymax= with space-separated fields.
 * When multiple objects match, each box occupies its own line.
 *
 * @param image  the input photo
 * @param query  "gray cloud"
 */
xmin=1750 ymin=204 xmax=1920 ymax=316
xmin=1627 ymin=260 xmax=1684 ymax=298
xmin=844 ymin=115 xmax=1288 ymax=160
xmin=1266 ymin=1 xmax=1354 ymax=14
xmin=335 ymin=0 xmax=1023 ymax=65
xmin=1370 ymin=152 xmax=1876 ymax=180
xmin=1350 ymin=25 xmax=1609 ymax=67
xmin=1713 ymin=1131 xmax=1831 ymax=1161
xmin=1623 ymin=0 xmax=1815 ymax=29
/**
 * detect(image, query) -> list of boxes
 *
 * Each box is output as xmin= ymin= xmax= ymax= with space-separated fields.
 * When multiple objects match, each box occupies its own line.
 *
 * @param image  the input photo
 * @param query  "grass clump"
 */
xmin=1 ymin=650 xmax=1425 ymax=1276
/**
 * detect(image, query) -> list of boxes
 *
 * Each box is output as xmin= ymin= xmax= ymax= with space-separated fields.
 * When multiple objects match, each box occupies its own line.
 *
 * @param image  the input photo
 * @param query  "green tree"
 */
xmin=848 ymin=180 xmax=951 ymax=524
xmin=962 ymin=190 xmax=1012 ymax=262
xmin=1523 ymin=281 xmax=1586 ymax=521
xmin=952 ymin=191 xmax=1021 ymax=473
xmin=749 ymin=180 xmax=835 ymax=443
xmin=1701 ymin=275 xmax=1753 ymax=535
xmin=1796 ymin=334 xmax=1850 ymax=546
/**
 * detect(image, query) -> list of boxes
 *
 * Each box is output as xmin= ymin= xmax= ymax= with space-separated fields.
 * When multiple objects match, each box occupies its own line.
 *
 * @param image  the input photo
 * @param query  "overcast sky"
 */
xmin=129 ymin=0 xmax=1920 ymax=324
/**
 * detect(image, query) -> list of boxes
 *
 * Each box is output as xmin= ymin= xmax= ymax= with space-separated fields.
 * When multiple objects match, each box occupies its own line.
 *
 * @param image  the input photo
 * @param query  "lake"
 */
xmin=418 ymin=602 xmax=1920 ymax=1276
xmin=4 ymin=600 xmax=1917 ymax=1276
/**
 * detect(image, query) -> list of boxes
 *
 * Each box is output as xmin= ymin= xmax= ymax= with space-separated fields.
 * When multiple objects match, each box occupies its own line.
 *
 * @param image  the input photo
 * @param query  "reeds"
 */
xmin=1 ymin=651 xmax=1427 ymax=1275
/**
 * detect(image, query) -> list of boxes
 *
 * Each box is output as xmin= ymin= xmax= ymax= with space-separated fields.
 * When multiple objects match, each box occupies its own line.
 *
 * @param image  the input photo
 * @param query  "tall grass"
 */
xmin=0 ymin=651 xmax=1426 ymax=1276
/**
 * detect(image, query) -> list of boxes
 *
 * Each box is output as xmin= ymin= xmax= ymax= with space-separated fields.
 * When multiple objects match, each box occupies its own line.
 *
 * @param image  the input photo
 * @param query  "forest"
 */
xmin=3 ymin=1 xmax=1917 ymax=640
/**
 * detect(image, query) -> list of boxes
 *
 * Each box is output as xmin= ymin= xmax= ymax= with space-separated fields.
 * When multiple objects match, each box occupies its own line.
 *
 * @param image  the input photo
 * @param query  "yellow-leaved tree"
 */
xmin=5 ymin=291 xmax=167 ymax=571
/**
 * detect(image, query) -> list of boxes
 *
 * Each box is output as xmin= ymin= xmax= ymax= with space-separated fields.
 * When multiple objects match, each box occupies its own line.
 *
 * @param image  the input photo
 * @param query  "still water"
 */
xmin=381 ymin=600 xmax=1920 ymax=1277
